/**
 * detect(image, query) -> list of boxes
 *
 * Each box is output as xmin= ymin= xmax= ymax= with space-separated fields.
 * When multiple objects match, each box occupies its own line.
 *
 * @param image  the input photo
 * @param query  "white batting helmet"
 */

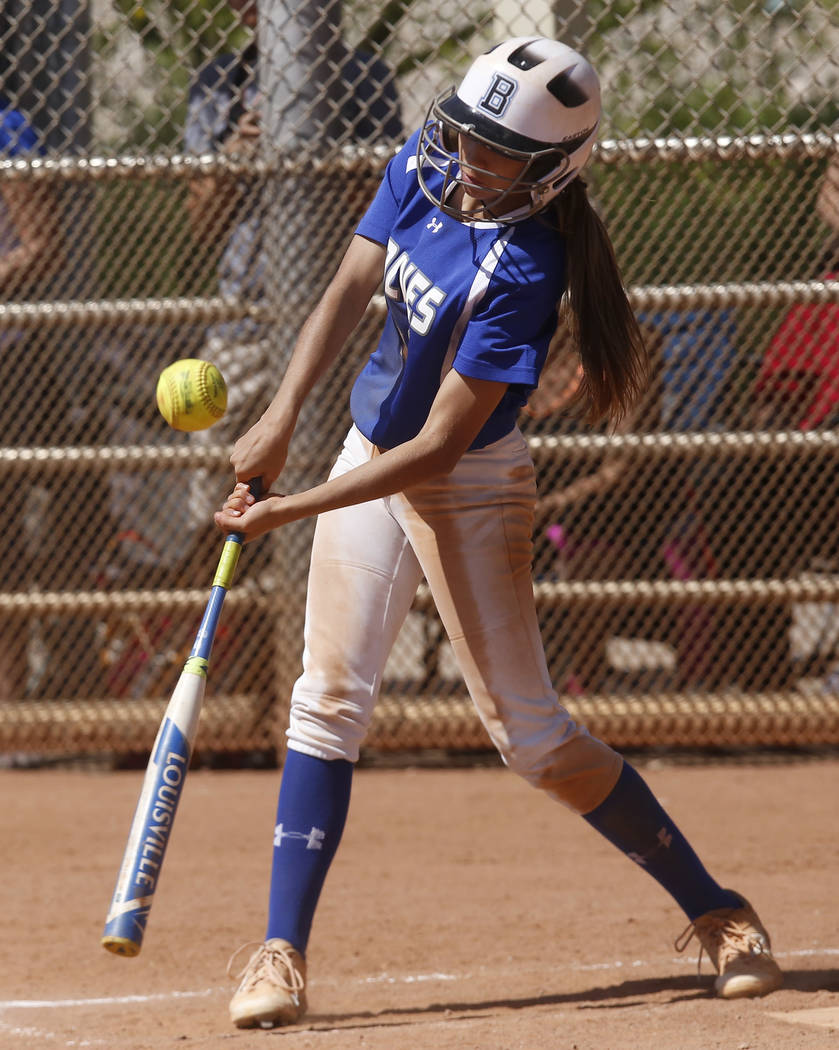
xmin=417 ymin=37 xmax=601 ymax=222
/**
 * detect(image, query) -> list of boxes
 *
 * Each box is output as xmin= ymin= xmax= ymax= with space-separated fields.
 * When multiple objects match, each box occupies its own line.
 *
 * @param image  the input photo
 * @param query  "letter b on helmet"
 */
xmin=479 ymin=74 xmax=518 ymax=117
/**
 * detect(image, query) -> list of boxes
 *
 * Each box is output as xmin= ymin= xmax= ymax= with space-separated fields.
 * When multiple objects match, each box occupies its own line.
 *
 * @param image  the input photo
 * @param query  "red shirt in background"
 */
xmin=756 ymin=272 xmax=839 ymax=430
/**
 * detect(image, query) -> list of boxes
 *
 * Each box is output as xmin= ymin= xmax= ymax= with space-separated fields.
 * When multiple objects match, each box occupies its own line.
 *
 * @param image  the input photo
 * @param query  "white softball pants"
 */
xmin=287 ymin=425 xmax=622 ymax=814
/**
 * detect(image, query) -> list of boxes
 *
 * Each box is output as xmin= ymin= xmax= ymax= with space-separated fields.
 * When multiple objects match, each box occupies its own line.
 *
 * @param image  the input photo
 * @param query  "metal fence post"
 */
xmin=260 ymin=0 xmax=346 ymax=760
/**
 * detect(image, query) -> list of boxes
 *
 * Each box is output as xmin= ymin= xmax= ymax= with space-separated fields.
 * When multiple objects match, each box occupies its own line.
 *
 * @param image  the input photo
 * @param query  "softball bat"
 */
xmin=101 ymin=479 xmax=261 ymax=957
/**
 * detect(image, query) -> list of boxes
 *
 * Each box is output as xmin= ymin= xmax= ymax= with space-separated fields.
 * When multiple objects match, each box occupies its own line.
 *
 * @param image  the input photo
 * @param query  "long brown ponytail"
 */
xmin=550 ymin=177 xmax=648 ymax=424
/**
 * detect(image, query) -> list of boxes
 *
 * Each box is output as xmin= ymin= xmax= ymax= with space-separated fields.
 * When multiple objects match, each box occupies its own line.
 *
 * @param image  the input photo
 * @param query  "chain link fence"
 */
xmin=2 ymin=0 xmax=839 ymax=760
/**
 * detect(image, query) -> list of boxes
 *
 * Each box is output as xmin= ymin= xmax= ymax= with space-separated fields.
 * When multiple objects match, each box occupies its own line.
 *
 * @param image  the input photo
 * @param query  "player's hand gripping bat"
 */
xmin=101 ymin=478 xmax=262 ymax=956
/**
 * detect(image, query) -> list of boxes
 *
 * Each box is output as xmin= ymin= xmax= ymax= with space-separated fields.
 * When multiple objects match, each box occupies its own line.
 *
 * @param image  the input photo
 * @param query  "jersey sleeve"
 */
xmin=355 ymin=130 xmax=420 ymax=246
xmin=453 ymin=263 xmax=560 ymax=388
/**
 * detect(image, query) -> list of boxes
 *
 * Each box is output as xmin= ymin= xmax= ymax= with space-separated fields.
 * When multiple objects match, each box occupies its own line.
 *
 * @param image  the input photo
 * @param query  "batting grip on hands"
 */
xmin=101 ymin=478 xmax=263 ymax=957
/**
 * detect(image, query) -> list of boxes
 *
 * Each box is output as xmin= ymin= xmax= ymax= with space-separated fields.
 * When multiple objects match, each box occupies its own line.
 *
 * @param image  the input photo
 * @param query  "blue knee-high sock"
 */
xmin=265 ymin=750 xmax=353 ymax=954
xmin=583 ymin=762 xmax=739 ymax=921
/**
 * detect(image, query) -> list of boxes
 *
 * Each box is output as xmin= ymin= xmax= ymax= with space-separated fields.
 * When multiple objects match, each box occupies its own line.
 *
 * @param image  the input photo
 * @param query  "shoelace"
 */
xmin=226 ymin=940 xmax=306 ymax=999
xmin=674 ymin=915 xmax=769 ymax=976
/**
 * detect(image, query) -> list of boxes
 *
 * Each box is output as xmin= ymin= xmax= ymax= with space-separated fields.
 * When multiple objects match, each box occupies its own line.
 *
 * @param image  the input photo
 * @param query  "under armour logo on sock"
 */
xmin=627 ymin=826 xmax=673 ymax=867
xmin=273 ymin=823 xmax=325 ymax=850
xmin=657 ymin=826 xmax=673 ymax=849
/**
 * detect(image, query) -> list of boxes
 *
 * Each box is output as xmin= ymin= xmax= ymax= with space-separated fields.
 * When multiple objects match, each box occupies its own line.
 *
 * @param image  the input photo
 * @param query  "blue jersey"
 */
xmin=351 ymin=130 xmax=566 ymax=450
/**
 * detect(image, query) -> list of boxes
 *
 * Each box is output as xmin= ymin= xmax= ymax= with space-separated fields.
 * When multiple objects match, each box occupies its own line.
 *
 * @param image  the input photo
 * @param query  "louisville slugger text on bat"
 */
xmin=101 ymin=479 xmax=261 ymax=957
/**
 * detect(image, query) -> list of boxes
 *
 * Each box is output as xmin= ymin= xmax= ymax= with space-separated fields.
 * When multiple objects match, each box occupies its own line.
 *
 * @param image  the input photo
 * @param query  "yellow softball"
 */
xmin=156 ymin=358 xmax=227 ymax=432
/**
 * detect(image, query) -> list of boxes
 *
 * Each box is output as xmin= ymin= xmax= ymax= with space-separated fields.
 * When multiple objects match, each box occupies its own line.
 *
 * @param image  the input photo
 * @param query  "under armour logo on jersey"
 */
xmin=478 ymin=74 xmax=518 ymax=117
xmin=426 ymin=217 xmax=443 ymax=233
xmin=273 ymin=823 xmax=325 ymax=850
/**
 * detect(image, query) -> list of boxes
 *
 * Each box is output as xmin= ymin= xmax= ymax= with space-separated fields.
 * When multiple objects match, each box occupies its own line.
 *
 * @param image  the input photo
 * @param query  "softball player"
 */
xmin=216 ymin=38 xmax=783 ymax=1029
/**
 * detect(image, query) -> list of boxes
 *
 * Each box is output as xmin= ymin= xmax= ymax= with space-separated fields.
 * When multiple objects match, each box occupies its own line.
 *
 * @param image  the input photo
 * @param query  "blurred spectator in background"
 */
xmin=739 ymin=234 xmax=839 ymax=687
xmin=530 ymin=319 xmax=719 ymax=694
xmin=755 ymin=148 xmax=839 ymax=431
xmin=755 ymin=237 xmax=839 ymax=433
xmin=725 ymin=145 xmax=839 ymax=691
xmin=699 ymin=146 xmax=839 ymax=695
xmin=816 ymin=144 xmax=839 ymax=235
xmin=646 ymin=310 xmax=737 ymax=431
xmin=0 ymin=98 xmax=63 ymax=699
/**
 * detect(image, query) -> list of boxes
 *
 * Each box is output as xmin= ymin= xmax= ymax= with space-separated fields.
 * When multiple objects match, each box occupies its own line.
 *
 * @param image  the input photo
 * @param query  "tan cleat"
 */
xmin=675 ymin=891 xmax=783 ymax=999
xmin=227 ymin=938 xmax=307 ymax=1028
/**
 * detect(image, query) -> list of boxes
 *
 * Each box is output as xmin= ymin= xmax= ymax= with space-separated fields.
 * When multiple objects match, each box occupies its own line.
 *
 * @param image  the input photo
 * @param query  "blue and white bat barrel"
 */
xmin=101 ymin=532 xmax=244 ymax=955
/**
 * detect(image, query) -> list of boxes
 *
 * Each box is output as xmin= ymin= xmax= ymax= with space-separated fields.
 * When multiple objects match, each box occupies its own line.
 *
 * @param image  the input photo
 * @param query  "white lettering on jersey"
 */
xmin=411 ymin=283 xmax=447 ymax=336
xmin=384 ymin=237 xmax=447 ymax=337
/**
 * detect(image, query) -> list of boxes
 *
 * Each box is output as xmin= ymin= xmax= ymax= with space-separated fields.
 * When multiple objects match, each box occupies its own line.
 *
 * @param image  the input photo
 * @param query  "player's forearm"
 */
xmin=228 ymin=430 xmax=454 ymax=539
xmin=260 ymin=295 xmax=359 ymax=432
xmin=227 ymin=287 xmax=367 ymax=487
xmin=278 ymin=367 xmax=505 ymax=516
xmin=284 ymin=433 xmax=452 ymax=520
xmin=230 ymin=276 xmax=382 ymax=484
xmin=223 ymin=370 xmax=508 ymax=539
xmin=261 ymin=237 xmax=386 ymax=433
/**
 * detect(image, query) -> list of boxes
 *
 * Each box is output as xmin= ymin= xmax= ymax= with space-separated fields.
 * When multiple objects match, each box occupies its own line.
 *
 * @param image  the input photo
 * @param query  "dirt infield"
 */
xmin=1 ymin=756 xmax=837 ymax=1049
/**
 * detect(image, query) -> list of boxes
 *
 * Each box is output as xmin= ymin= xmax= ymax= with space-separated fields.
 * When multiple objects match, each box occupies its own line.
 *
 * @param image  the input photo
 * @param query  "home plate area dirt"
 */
xmin=1 ymin=756 xmax=837 ymax=1049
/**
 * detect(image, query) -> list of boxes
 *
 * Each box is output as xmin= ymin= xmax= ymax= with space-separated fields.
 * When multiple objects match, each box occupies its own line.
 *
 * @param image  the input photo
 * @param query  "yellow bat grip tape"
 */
xmin=213 ymin=536 xmax=243 ymax=590
xmin=183 ymin=656 xmax=209 ymax=678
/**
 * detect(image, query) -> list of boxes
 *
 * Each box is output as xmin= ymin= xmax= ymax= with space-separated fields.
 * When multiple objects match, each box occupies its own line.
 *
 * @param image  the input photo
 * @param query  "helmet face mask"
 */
xmin=417 ymin=91 xmax=574 ymax=223
xmin=416 ymin=37 xmax=600 ymax=223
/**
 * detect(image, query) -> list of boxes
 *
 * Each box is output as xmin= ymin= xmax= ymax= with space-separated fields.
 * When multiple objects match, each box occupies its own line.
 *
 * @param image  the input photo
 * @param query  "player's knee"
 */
xmin=286 ymin=686 xmax=370 ymax=763
xmin=504 ymin=732 xmax=623 ymax=814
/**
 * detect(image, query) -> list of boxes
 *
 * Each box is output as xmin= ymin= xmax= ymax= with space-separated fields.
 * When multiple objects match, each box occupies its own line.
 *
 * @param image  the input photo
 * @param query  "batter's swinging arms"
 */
xmin=215 ymin=37 xmax=783 ymax=1029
